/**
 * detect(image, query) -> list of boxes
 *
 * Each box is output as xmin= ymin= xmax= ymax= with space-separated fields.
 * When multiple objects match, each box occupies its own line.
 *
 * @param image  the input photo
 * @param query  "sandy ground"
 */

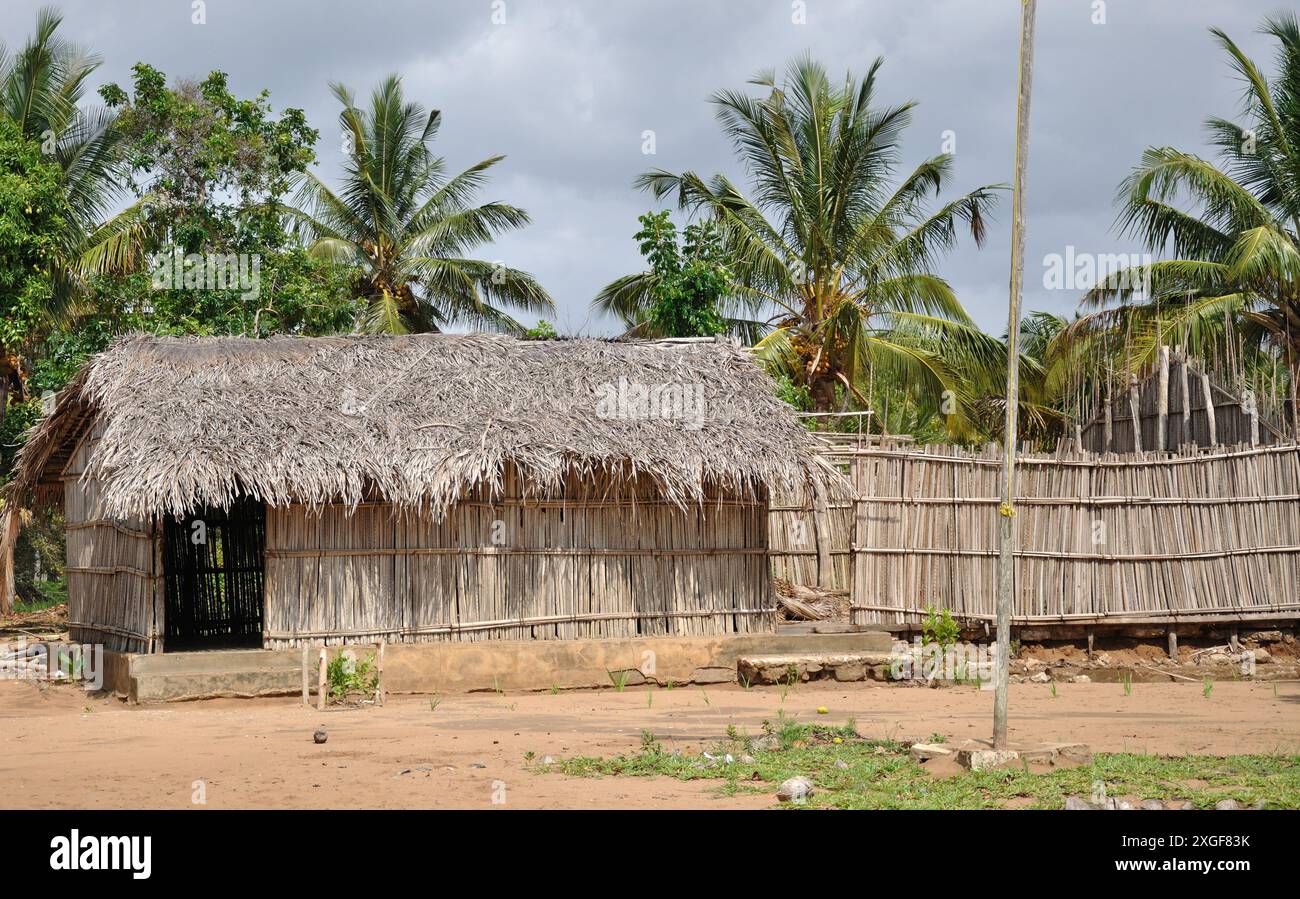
xmin=0 ymin=678 xmax=1296 ymax=809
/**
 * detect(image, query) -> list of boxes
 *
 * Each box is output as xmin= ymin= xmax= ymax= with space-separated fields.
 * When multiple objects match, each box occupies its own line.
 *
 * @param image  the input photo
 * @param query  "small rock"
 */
xmin=540 ymin=755 xmax=556 ymax=765
xmin=909 ymin=742 xmax=953 ymax=762
xmin=1070 ymin=674 xmax=1091 ymax=684
xmin=833 ymin=759 xmax=850 ymax=770
xmin=1051 ymin=742 xmax=1094 ymax=764
xmin=392 ymin=768 xmax=411 ymax=778
xmin=832 ymin=662 xmax=866 ymax=682
xmin=1139 ymin=799 xmax=1165 ymax=811
xmin=957 ymin=748 xmax=1020 ymax=771
xmin=1095 ymin=653 xmax=1112 ymax=667
xmin=689 ymin=666 xmax=736 ymax=685
xmin=1248 ymin=629 xmax=1283 ymax=644
xmin=749 ymin=734 xmax=781 ymax=753
xmin=1252 ymin=647 xmax=1272 ymax=665
xmin=1164 ymin=799 xmax=1194 ymax=810
xmin=1214 ymin=799 xmax=1240 ymax=810
xmin=1025 ymin=657 xmax=1046 ymax=671
xmin=470 ymin=763 xmax=487 ymax=769
xmin=1063 ymin=796 xmax=1094 ymax=810
xmin=776 ymin=776 xmax=813 ymax=804
xmin=1029 ymin=672 xmax=1051 ymax=684
xmin=739 ymin=754 xmax=756 ymax=764
xmin=312 ymin=730 xmax=327 ymax=744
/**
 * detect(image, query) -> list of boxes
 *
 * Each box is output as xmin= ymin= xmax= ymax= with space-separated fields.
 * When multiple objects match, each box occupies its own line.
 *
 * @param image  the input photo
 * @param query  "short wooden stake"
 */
xmin=376 ymin=640 xmax=385 ymax=707
xmin=1086 ymin=629 xmax=1094 ymax=662
xmin=301 ymin=643 xmax=309 ymax=706
xmin=317 ymin=645 xmax=327 ymax=711
xmin=1167 ymin=628 xmax=1178 ymax=661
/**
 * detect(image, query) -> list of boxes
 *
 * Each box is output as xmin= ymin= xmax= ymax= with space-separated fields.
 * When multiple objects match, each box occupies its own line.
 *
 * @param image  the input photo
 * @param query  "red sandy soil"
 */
xmin=0 ymin=678 xmax=1295 ymax=809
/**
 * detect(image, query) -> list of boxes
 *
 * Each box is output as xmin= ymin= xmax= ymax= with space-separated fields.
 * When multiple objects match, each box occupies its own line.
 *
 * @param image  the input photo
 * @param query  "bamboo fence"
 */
xmin=843 ymin=441 xmax=1300 ymax=626
xmin=1079 ymin=347 xmax=1289 ymax=453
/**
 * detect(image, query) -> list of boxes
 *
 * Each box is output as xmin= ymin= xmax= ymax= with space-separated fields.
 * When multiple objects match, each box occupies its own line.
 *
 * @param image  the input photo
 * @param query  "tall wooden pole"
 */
xmin=994 ymin=0 xmax=1037 ymax=750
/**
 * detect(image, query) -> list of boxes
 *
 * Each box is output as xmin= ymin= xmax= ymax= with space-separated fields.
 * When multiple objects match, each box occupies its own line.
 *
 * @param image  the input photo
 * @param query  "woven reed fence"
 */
xmin=263 ymin=466 xmax=773 ymax=647
xmin=1079 ymin=346 xmax=1290 ymax=453
xmin=768 ymin=480 xmax=852 ymax=592
xmin=847 ymin=441 xmax=1300 ymax=627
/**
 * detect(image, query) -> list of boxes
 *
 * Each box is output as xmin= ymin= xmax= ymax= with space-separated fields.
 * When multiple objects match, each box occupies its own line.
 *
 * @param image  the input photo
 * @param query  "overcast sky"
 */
xmin=2 ymin=0 xmax=1287 ymax=334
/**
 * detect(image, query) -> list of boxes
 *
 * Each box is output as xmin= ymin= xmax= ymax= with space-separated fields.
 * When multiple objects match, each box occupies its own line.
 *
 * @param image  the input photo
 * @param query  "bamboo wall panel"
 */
xmin=62 ymin=421 xmax=154 ymax=652
xmin=263 ymin=467 xmax=773 ymax=647
xmin=850 ymin=442 xmax=1300 ymax=626
xmin=768 ymin=479 xmax=852 ymax=590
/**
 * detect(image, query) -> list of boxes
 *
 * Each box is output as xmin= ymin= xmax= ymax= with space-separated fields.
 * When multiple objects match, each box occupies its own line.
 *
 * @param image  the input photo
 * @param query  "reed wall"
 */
xmin=263 ymin=466 xmax=773 ymax=647
xmin=768 ymin=480 xmax=852 ymax=591
xmin=62 ymin=420 xmax=156 ymax=652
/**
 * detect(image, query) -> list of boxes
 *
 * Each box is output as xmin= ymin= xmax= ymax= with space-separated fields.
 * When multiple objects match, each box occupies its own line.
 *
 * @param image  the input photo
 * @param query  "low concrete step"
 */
xmin=132 ymin=649 xmax=301 ymax=675
xmin=132 ymin=666 xmax=303 ymax=703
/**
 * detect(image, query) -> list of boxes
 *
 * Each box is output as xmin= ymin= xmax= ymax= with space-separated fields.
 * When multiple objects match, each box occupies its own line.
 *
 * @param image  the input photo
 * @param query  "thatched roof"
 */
xmin=7 ymin=333 xmax=841 ymax=520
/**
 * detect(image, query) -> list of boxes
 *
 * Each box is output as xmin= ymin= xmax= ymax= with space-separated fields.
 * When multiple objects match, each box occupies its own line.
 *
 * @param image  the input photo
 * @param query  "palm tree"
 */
xmin=596 ymin=56 xmax=1004 ymax=431
xmin=290 ymin=76 xmax=553 ymax=333
xmin=1071 ymin=14 xmax=1300 ymax=434
xmin=0 ymin=7 xmax=144 ymax=423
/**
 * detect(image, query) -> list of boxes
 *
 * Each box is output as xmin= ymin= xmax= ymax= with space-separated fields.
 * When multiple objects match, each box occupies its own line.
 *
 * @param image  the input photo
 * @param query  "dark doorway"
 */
xmin=162 ymin=497 xmax=266 ymax=650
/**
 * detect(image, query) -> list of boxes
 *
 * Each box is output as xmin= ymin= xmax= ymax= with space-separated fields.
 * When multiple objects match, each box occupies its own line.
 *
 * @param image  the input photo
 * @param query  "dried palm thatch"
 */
xmin=5 ymin=333 xmax=843 ymax=522
xmin=773 ymin=577 xmax=850 ymax=621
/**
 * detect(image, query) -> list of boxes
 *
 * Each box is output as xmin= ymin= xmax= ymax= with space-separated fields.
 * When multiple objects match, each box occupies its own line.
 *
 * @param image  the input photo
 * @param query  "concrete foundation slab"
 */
xmin=107 ymin=629 xmax=894 ymax=703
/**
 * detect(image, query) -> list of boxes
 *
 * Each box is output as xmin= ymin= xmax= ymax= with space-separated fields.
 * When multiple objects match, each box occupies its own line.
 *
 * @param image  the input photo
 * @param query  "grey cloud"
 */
xmin=2 ymin=0 xmax=1284 ymax=333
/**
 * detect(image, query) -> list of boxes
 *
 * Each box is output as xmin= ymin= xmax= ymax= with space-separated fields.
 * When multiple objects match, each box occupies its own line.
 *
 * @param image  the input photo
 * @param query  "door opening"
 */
xmin=162 ymin=497 xmax=265 ymax=650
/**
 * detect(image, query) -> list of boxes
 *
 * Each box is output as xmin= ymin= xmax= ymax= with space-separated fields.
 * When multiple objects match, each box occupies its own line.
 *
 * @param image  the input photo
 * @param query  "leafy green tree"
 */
xmin=0 ymin=7 xmax=144 ymax=283
xmin=99 ymin=63 xmax=317 ymax=255
xmin=290 ymin=75 xmax=554 ymax=333
xmin=1070 ymin=13 xmax=1300 ymax=433
xmin=597 ymin=57 xmax=1004 ymax=432
xmin=626 ymin=210 xmax=730 ymax=338
xmin=522 ymin=319 xmax=559 ymax=340
xmin=0 ymin=118 xmax=71 ymax=428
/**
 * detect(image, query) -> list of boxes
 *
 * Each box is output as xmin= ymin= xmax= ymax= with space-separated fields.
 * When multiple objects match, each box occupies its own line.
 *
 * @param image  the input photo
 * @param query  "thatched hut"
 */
xmin=2 ymin=334 xmax=836 ymax=653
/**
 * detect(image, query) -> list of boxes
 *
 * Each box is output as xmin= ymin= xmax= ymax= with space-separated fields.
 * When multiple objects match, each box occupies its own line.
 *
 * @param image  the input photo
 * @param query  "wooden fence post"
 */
xmin=1156 ymin=345 xmax=1170 ymax=452
xmin=301 ymin=643 xmax=309 ymax=706
xmin=317 ymin=645 xmax=327 ymax=711
xmin=1200 ymin=370 xmax=1217 ymax=445
xmin=376 ymin=640 xmax=385 ymax=707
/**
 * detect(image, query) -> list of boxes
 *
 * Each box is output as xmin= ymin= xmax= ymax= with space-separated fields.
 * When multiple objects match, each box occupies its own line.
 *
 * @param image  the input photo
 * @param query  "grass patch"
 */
xmin=538 ymin=721 xmax=1300 ymax=809
xmin=13 ymin=579 xmax=67 ymax=613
